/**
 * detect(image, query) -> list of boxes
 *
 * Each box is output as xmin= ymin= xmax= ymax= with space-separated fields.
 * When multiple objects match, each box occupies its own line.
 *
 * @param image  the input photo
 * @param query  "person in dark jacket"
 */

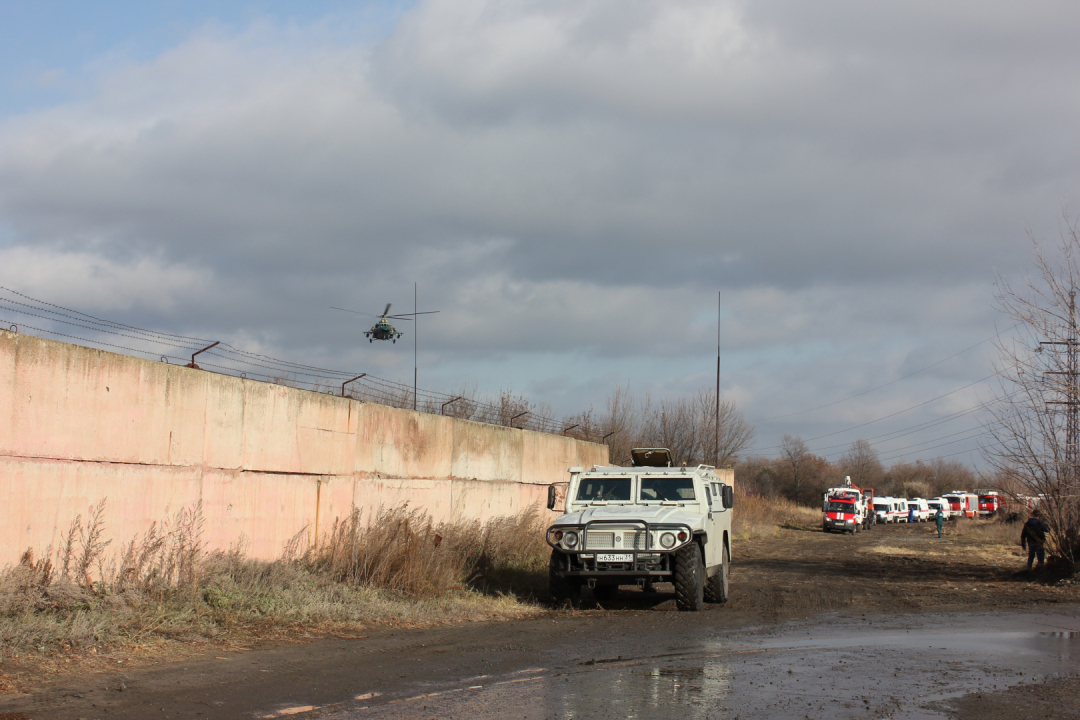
xmin=935 ymin=508 xmax=945 ymax=538
xmin=1021 ymin=510 xmax=1049 ymax=570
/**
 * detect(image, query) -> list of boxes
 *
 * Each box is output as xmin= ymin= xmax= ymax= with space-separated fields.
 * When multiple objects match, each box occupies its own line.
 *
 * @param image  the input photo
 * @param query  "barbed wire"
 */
xmin=0 ymin=287 xmax=585 ymax=439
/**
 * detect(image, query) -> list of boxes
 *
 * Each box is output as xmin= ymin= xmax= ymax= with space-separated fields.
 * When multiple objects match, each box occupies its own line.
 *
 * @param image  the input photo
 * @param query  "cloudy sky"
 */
xmin=2 ymin=0 xmax=1078 ymax=468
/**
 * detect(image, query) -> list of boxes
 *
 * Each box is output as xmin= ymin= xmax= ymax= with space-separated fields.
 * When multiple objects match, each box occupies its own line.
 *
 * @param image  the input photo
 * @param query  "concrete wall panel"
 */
xmin=163 ymin=364 xmax=210 ymax=467
xmin=199 ymin=469 xmax=321 ymax=560
xmin=0 ymin=331 xmax=609 ymax=566
xmin=356 ymin=404 xmax=454 ymax=480
xmin=521 ymin=431 xmax=608 ymax=486
xmin=0 ymin=456 xmax=203 ymax=563
xmin=200 ymin=373 xmax=243 ymax=470
xmin=350 ymin=476 xmax=456 ymax=524
xmin=451 ymin=420 xmax=522 ymax=483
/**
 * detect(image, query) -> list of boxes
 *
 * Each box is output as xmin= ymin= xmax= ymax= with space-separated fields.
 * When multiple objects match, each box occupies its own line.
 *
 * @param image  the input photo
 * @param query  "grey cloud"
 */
xmin=0 ymin=0 xmax=1075 ymax=463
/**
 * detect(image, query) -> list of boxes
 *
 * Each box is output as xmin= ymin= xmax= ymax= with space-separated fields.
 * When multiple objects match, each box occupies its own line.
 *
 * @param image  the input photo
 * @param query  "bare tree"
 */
xmin=640 ymin=396 xmax=699 ymax=466
xmin=600 ymin=383 xmax=639 ymax=465
xmin=839 ymin=439 xmax=883 ymax=488
xmin=598 ymin=385 xmax=754 ymax=467
xmin=986 ymin=218 xmax=1080 ymax=562
xmin=698 ymin=388 xmax=756 ymax=468
xmin=781 ymin=435 xmax=810 ymax=499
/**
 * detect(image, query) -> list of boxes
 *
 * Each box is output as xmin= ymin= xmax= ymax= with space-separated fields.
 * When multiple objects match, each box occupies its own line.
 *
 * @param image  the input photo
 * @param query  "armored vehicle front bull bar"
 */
xmin=547 ymin=519 xmax=694 ymax=577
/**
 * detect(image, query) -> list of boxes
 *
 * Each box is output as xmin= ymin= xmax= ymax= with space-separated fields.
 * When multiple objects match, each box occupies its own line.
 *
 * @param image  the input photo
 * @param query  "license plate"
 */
xmin=597 ymin=553 xmax=633 ymax=563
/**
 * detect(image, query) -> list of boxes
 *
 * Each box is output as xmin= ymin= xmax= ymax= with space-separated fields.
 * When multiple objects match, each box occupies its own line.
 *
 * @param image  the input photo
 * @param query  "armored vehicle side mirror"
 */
xmin=547 ymin=485 xmax=557 ymax=510
xmin=723 ymin=485 xmax=734 ymax=510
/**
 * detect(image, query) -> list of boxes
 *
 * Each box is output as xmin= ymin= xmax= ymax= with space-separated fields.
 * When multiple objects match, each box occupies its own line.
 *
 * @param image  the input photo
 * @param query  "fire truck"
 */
xmin=942 ymin=492 xmax=978 ymax=519
xmin=976 ymin=490 xmax=1002 ymax=517
xmin=822 ymin=478 xmax=873 ymax=534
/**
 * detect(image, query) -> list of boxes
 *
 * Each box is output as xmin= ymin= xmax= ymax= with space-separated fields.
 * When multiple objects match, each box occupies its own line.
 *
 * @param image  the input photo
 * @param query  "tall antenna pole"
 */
xmin=1069 ymin=290 xmax=1077 ymax=493
xmin=414 ymin=281 xmax=418 ymax=411
xmin=715 ymin=290 xmax=720 ymax=467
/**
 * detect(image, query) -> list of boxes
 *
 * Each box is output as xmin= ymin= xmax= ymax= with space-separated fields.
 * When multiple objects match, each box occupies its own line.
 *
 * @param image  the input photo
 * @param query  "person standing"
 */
xmin=908 ymin=504 xmax=915 ymax=524
xmin=1020 ymin=510 xmax=1049 ymax=570
xmin=935 ymin=508 xmax=945 ymax=538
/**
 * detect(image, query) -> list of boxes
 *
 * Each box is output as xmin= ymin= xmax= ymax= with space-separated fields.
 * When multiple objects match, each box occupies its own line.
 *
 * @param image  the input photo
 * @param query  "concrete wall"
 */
xmin=0 ymin=331 xmax=608 ymax=565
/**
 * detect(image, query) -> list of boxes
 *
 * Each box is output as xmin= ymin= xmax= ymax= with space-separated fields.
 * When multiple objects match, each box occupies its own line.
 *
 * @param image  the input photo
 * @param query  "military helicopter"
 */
xmin=331 ymin=303 xmax=438 ymax=343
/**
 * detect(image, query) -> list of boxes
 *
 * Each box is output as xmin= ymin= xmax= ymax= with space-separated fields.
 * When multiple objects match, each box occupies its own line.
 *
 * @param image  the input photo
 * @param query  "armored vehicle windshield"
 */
xmin=640 ymin=477 xmax=696 ymax=502
xmin=575 ymin=477 xmax=632 ymax=502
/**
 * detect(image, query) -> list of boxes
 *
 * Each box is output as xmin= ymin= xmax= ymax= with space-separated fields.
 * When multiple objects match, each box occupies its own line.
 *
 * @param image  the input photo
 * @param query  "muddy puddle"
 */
xmin=306 ymin=610 xmax=1080 ymax=720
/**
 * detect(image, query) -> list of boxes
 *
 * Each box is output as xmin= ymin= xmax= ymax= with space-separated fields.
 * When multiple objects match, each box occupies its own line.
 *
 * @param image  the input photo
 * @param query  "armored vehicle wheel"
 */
xmin=592 ymin=584 xmax=619 ymax=603
xmin=549 ymin=550 xmax=581 ymax=608
xmin=704 ymin=544 xmax=729 ymax=604
xmin=674 ymin=543 xmax=705 ymax=611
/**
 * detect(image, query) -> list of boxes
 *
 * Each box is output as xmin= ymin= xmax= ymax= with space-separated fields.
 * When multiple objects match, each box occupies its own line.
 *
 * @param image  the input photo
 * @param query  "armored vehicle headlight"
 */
xmin=677 ymin=531 xmax=688 ymax=542
xmin=564 ymin=531 xmax=579 ymax=548
xmin=553 ymin=530 xmax=564 ymax=541
xmin=660 ymin=532 xmax=676 ymax=549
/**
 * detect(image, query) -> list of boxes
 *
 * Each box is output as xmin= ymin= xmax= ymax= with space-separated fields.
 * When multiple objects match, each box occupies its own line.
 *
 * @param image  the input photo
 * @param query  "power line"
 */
xmin=880 ymin=443 xmax=985 ymax=465
xmin=811 ymin=390 xmax=1023 ymax=460
xmin=807 ymin=395 xmax=998 ymax=458
xmin=873 ymin=427 xmax=988 ymax=464
xmin=750 ymin=370 xmax=1003 ymax=454
xmin=751 ymin=327 xmax=1014 ymax=423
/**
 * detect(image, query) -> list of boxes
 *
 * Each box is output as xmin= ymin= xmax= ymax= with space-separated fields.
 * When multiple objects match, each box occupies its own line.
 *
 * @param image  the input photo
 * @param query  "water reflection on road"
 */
xmin=313 ymin=613 xmax=1080 ymax=720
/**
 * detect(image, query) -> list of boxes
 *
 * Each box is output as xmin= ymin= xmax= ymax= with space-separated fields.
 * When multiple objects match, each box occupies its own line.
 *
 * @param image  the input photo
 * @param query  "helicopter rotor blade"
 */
xmin=331 ymin=306 xmax=382 ymax=319
xmin=386 ymin=311 xmax=441 ymax=318
xmin=383 ymin=303 xmax=392 ymax=317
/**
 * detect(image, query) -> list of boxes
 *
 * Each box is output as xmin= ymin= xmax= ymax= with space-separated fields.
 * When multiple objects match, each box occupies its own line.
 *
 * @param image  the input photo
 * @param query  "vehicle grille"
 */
xmin=585 ymin=532 xmax=614 ymax=549
xmin=584 ymin=530 xmax=649 ymax=550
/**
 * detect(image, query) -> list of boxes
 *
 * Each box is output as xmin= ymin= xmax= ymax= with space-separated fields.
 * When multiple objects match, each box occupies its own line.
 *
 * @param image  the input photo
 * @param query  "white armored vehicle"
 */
xmin=545 ymin=447 xmax=733 ymax=611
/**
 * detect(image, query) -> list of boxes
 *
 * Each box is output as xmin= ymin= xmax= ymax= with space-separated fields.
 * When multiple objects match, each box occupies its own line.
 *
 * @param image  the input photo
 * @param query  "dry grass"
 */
xmin=942 ymin=517 xmax=1021 ymax=546
xmin=732 ymin=489 xmax=821 ymax=539
xmin=301 ymin=505 xmax=551 ymax=599
xmin=0 ymin=502 xmax=551 ymax=660
xmin=859 ymin=518 xmax=1026 ymax=567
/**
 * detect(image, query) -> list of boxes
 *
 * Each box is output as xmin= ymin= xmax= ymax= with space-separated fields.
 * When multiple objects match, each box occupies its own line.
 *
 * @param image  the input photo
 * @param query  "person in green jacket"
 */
xmin=935 ymin=508 xmax=945 ymax=538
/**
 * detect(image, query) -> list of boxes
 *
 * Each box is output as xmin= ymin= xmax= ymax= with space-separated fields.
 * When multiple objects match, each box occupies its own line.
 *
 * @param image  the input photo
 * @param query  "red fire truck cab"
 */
xmin=977 ymin=491 xmax=1002 ymax=517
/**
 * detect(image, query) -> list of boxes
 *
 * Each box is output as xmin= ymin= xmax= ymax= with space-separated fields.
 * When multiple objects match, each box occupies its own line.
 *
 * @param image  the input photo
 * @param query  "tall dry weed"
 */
xmin=114 ymin=501 xmax=205 ymax=600
xmin=304 ymin=506 xmax=465 ymax=596
xmin=1 ymin=501 xmax=551 ymax=656
xmin=732 ymin=489 xmax=820 ymax=539
xmin=300 ymin=505 xmax=550 ymax=599
xmin=440 ymin=506 xmax=550 ymax=597
xmin=58 ymin=498 xmax=112 ymax=591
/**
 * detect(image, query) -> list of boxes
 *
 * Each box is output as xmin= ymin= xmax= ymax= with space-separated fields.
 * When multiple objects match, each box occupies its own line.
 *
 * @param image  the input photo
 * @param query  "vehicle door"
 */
xmin=703 ymin=479 xmax=724 ymax=567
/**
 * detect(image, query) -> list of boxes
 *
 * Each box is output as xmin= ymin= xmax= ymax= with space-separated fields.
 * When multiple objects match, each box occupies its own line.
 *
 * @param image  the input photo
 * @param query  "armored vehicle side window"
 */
xmin=640 ymin=477 xmax=696 ymax=501
xmin=575 ymin=477 xmax=631 ymax=502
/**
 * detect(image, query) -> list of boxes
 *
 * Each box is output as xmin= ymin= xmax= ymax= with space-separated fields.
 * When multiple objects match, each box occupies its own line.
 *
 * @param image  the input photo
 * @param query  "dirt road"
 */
xmin=3 ymin=521 xmax=1078 ymax=719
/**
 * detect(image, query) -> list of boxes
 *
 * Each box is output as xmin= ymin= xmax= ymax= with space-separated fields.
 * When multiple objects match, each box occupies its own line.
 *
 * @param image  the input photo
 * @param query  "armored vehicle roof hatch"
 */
xmin=631 ymin=448 xmax=673 ymax=467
